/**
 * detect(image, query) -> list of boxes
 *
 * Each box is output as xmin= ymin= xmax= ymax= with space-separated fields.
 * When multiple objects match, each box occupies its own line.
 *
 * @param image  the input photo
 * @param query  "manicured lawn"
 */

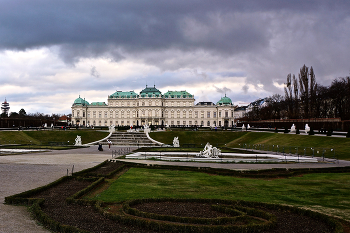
xmin=94 ymin=168 xmax=350 ymax=220
xmin=150 ymin=131 xmax=350 ymax=160
xmin=0 ymin=130 xmax=109 ymax=145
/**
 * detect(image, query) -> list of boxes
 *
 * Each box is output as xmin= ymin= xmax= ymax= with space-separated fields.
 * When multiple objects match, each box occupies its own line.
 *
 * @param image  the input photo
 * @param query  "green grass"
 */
xmin=94 ymin=167 xmax=350 ymax=220
xmin=0 ymin=130 xmax=109 ymax=146
xmin=150 ymin=131 xmax=350 ymax=160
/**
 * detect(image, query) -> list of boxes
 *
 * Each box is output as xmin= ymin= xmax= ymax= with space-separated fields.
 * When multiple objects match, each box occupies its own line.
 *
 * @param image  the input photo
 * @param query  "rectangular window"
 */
xmin=177 ymin=112 xmax=180 ymax=118
xmin=213 ymin=112 xmax=217 ymax=118
xmin=93 ymin=111 xmax=96 ymax=118
xmin=225 ymin=111 xmax=228 ymax=117
xmin=195 ymin=111 xmax=198 ymax=118
xmin=189 ymin=120 xmax=192 ymax=125
xmin=207 ymin=111 xmax=210 ymax=118
xmin=171 ymin=121 xmax=174 ymax=125
xmin=201 ymin=112 xmax=204 ymax=118
xmin=177 ymin=121 xmax=180 ymax=125
xmin=171 ymin=112 xmax=174 ymax=118
xmin=189 ymin=112 xmax=192 ymax=118
xmin=99 ymin=112 xmax=102 ymax=118
xmin=219 ymin=112 xmax=221 ymax=117
xmin=183 ymin=121 xmax=186 ymax=125
xmin=83 ymin=111 xmax=85 ymax=117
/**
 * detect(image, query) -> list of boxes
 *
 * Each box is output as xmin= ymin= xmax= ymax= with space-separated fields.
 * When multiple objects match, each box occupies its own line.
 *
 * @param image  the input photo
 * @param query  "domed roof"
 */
xmin=216 ymin=95 xmax=232 ymax=106
xmin=140 ymin=85 xmax=162 ymax=97
xmin=73 ymin=95 xmax=89 ymax=106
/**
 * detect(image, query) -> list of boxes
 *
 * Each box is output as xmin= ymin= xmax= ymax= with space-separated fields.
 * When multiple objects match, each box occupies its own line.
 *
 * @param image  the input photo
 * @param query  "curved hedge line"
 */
xmin=97 ymin=198 xmax=343 ymax=233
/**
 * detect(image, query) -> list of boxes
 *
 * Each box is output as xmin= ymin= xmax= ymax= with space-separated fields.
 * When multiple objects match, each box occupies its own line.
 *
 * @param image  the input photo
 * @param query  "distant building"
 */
xmin=71 ymin=86 xmax=235 ymax=128
xmin=1 ymin=98 xmax=10 ymax=116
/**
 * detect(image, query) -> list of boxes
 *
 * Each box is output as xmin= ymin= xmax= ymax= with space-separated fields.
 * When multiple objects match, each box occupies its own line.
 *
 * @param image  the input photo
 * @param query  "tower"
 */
xmin=1 ymin=98 xmax=10 ymax=116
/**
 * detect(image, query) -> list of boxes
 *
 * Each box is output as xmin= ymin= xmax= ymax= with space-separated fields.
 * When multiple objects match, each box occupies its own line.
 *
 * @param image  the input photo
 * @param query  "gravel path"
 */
xmin=0 ymin=146 xmax=112 ymax=233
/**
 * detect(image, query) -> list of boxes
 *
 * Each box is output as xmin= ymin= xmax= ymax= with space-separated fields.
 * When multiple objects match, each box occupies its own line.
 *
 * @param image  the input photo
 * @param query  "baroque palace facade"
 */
xmin=71 ymin=86 xmax=235 ymax=128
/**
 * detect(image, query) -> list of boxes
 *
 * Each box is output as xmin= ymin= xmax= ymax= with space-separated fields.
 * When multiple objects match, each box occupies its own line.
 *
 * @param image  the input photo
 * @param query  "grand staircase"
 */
xmin=103 ymin=132 xmax=159 ymax=147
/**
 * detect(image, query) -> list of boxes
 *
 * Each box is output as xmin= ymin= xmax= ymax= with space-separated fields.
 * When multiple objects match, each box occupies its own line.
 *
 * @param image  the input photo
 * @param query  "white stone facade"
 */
xmin=71 ymin=86 xmax=235 ymax=128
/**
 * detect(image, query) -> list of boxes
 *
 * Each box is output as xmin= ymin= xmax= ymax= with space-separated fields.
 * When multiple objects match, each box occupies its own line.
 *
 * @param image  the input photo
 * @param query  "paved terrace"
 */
xmin=1 ymin=146 xmax=350 ymax=232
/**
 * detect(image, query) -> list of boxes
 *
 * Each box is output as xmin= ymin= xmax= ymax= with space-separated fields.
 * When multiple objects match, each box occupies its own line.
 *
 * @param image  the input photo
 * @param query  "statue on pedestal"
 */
xmin=74 ymin=135 xmax=82 ymax=146
xmin=173 ymin=137 xmax=180 ymax=147
xmin=305 ymin=124 xmax=310 ymax=133
xmin=290 ymin=124 xmax=296 ymax=133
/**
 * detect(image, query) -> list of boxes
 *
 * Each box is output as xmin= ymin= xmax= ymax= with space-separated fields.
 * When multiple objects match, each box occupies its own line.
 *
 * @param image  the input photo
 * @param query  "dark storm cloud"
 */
xmin=1 ymin=0 xmax=350 ymax=104
xmin=3 ymin=0 xmax=342 ymax=61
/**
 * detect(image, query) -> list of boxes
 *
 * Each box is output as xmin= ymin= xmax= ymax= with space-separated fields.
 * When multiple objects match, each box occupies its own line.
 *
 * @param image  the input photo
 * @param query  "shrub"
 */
xmin=296 ymin=128 xmax=300 ymax=134
xmin=346 ymin=130 xmax=350 ymax=138
xmin=327 ymin=130 xmax=332 ymax=136
xmin=308 ymin=128 xmax=314 ymax=135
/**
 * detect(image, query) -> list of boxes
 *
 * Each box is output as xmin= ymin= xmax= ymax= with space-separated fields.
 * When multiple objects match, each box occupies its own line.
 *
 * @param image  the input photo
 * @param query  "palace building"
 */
xmin=71 ymin=85 xmax=235 ymax=128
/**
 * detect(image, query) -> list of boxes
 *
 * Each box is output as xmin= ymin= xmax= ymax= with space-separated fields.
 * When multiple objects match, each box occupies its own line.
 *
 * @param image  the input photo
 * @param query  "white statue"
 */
xmin=109 ymin=125 xmax=115 ymax=133
xmin=197 ymin=142 xmax=221 ymax=158
xmin=247 ymin=124 xmax=251 ymax=129
xmin=305 ymin=124 xmax=310 ymax=133
xmin=290 ymin=124 xmax=296 ymax=133
xmin=173 ymin=137 xmax=180 ymax=147
xmin=74 ymin=135 xmax=82 ymax=146
xmin=144 ymin=124 xmax=151 ymax=133
xmin=242 ymin=124 xmax=246 ymax=131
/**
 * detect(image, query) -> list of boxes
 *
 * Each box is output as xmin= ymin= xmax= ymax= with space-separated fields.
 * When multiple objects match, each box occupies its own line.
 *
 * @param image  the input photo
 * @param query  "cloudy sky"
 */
xmin=1 ymin=0 xmax=349 ymax=115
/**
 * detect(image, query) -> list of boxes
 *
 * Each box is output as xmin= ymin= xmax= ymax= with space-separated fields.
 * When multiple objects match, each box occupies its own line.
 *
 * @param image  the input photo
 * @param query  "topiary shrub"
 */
xmin=308 ymin=128 xmax=314 ymax=135
xmin=346 ymin=130 xmax=350 ymax=138
xmin=296 ymin=128 xmax=300 ymax=134
xmin=274 ymin=127 xmax=278 ymax=133
xmin=327 ymin=130 xmax=332 ymax=136
xmin=284 ymin=128 xmax=289 ymax=134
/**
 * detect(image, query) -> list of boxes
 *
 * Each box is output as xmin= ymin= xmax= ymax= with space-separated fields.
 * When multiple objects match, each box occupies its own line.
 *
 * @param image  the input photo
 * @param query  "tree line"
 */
xmin=245 ymin=64 xmax=350 ymax=121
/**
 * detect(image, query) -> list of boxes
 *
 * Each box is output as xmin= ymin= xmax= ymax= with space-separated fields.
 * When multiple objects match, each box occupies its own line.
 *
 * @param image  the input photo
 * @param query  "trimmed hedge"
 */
xmin=97 ymin=198 xmax=342 ymax=233
xmin=5 ymin=176 xmax=72 ymax=205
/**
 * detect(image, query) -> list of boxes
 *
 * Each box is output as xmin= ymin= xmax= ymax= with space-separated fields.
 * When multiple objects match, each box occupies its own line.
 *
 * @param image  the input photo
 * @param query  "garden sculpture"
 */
xmin=74 ymin=135 xmax=82 ymax=146
xmin=196 ymin=142 xmax=221 ymax=158
xmin=173 ymin=137 xmax=180 ymax=147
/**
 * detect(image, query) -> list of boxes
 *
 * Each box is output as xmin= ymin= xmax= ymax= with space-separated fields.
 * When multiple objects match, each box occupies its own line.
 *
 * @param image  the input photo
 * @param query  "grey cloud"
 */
xmin=90 ymin=66 xmax=100 ymax=79
xmin=242 ymin=84 xmax=249 ymax=94
xmin=213 ymin=85 xmax=231 ymax=94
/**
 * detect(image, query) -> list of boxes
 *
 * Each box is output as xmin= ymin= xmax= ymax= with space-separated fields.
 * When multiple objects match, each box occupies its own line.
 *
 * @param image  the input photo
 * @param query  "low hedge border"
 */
xmin=5 ymin=176 xmax=72 ymax=205
xmin=66 ymin=177 xmax=105 ymax=205
xmin=123 ymin=199 xmax=275 ymax=227
xmin=72 ymin=160 xmax=109 ymax=177
xmin=124 ymin=161 xmax=350 ymax=179
xmin=96 ymin=198 xmax=343 ymax=233
xmin=29 ymin=199 xmax=90 ymax=233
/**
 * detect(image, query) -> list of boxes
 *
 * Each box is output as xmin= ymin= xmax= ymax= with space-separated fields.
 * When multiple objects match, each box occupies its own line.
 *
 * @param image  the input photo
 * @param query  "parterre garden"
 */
xmin=4 ymin=130 xmax=350 ymax=232
xmin=6 ymin=160 xmax=350 ymax=233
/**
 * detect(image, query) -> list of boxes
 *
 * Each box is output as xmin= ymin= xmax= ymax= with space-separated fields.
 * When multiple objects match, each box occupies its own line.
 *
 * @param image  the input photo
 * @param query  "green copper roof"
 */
xmin=109 ymin=91 xmax=138 ymax=98
xmin=73 ymin=96 xmax=89 ymax=106
xmin=140 ymin=85 xmax=162 ymax=97
xmin=164 ymin=90 xmax=193 ymax=98
xmin=216 ymin=95 xmax=232 ymax=106
xmin=90 ymin=102 xmax=107 ymax=106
